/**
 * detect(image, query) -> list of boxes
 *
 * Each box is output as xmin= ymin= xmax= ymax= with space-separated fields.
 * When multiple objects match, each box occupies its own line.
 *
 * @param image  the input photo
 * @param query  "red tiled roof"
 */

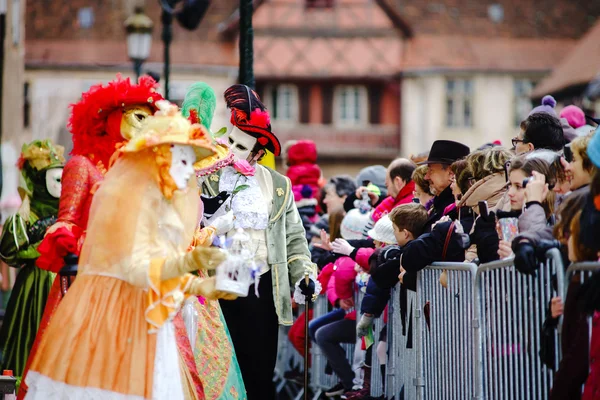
xmin=385 ymin=0 xmax=600 ymax=39
xmin=402 ymin=35 xmax=577 ymax=72
xmin=532 ymin=20 xmax=600 ymax=97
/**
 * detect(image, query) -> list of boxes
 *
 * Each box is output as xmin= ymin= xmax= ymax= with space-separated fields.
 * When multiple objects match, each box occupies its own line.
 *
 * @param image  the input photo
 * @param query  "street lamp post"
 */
xmin=124 ymin=7 xmax=154 ymax=81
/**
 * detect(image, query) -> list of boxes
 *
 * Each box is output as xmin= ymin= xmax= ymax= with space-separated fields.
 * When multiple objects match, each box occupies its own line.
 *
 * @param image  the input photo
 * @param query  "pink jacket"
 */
xmin=355 ymin=248 xmax=375 ymax=272
xmin=325 ymin=256 xmax=358 ymax=307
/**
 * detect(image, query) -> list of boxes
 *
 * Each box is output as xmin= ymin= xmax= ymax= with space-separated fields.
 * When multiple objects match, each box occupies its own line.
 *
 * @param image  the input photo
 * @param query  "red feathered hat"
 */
xmin=224 ymin=84 xmax=281 ymax=156
xmin=69 ymin=74 xmax=163 ymax=169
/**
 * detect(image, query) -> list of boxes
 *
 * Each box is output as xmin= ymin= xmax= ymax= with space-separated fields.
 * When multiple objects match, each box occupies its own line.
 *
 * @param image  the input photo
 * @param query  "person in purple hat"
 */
xmin=419 ymin=140 xmax=471 ymax=232
xmin=513 ymin=95 xmax=567 ymax=154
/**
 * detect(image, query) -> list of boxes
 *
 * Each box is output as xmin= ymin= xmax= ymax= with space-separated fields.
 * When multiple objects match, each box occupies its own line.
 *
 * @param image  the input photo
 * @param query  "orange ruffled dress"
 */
xmin=24 ymin=151 xmax=204 ymax=399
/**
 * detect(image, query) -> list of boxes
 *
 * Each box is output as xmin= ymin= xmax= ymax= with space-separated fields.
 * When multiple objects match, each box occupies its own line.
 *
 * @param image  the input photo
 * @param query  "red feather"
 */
xmin=188 ymin=109 xmax=200 ymax=124
xmin=248 ymin=109 xmax=270 ymax=128
xmin=68 ymin=74 xmax=163 ymax=168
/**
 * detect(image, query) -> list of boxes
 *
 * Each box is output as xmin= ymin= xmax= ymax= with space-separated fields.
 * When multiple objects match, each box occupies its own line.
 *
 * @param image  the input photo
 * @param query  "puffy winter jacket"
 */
xmin=325 ymin=256 xmax=357 ymax=307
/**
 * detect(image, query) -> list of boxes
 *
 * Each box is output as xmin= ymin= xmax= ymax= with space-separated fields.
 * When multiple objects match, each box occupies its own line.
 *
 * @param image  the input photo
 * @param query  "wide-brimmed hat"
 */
xmin=418 ymin=140 xmax=470 ymax=165
xmin=367 ymin=215 xmax=396 ymax=245
xmin=120 ymin=101 xmax=216 ymax=162
xmin=224 ymin=84 xmax=281 ymax=156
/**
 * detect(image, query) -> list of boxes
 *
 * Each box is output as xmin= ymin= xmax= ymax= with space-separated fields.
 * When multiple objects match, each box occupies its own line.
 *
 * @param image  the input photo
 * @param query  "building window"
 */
xmin=264 ymin=84 xmax=298 ymax=123
xmin=446 ymin=79 xmax=474 ymax=128
xmin=78 ymin=7 xmax=95 ymax=29
xmin=305 ymin=0 xmax=335 ymax=9
xmin=514 ymin=79 xmax=535 ymax=126
xmin=334 ymin=85 xmax=368 ymax=127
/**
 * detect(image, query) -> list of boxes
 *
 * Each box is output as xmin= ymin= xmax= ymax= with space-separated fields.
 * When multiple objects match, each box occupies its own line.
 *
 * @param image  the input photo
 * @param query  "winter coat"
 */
xmin=372 ymin=181 xmax=416 ymax=222
xmin=550 ymin=277 xmax=589 ymax=400
xmin=350 ymin=247 xmax=376 ymax=272
xmin=518 ymin=202 xmax=554 ymax=238
xmin=369 ymin=246 xmax=403 ymax=290
xmin=583 ymin=312 xmax=600 ymax=400
xmin=459 ymin=172 xmax=507 ymax=213
xmin=325 ymin=256 xmax=357 ymax=307
xmin=458 ymin=173 xmax=508 ymax=262
xmin=423 ymin=186 xmax=455 ymax=233
xmin=401 ymin=220 xmax=470 ymax=281
xmin=361 ymin=277 xmax=390 ymax=318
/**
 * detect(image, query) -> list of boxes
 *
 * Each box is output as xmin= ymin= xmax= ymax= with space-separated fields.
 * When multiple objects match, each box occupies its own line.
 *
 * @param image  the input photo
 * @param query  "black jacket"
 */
xmin=361 ymin=277 xmax=390 ymax=318
xmin=401 ymin=220 xmax=470 ymax=277
xmin=423 ymin=186 xmax=455 ymax=233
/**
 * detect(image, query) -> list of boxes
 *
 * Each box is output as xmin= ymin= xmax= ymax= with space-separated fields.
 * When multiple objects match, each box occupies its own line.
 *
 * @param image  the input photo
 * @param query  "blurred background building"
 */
xmin=5 ymin=0 xmax=600 ymax=181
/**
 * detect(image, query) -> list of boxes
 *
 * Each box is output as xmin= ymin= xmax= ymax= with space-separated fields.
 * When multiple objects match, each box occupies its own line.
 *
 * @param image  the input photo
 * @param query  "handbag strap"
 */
xmin=442 ymin=221 xmax=456 ymax=261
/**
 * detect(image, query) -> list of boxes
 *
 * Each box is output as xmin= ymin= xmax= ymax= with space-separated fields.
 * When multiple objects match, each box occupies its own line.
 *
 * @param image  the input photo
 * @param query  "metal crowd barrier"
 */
xmin=369 ymin=312 xmax=385 ymax=397
xmin=309 ymin=295 xmax=355 ymax=399
xmin=415 ymin=262 xmax=478 ymax=400
xmin=391 ymin=251 xmax=564 ymax=400
xmin=277 ymin=252 xmax=567 ymax=399
xmin=385 ymin=284 xmax=418 ymax=400
xmin=476 ymin=249 xmax=564 ymax=400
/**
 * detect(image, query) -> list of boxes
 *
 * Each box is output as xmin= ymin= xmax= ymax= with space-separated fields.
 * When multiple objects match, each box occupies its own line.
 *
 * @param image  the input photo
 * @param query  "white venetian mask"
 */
xmin=45 ymin=168 xmax=63 ymax=199
xmin=169 ymin=144 xmax=196 ymax=191
xmin=228 ymin=126 xmax=257 ymax=162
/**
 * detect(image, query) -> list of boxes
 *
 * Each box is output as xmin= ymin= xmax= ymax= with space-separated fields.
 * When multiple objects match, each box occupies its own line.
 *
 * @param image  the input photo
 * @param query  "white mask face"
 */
xmin=228 ymin=127 xmax=257 ymax=162
xmin=45 ymin=168 xmax=63 ymax=199
xmin=169 ymin=144 xmax=196 ymax=191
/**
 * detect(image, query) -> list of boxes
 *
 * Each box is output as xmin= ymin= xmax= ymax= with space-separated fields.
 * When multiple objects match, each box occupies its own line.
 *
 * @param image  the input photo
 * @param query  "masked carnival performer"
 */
xmin=0 ymin=140 xmax=65 ymax=390
xmin=18 ymin=75 xmax=164 ymax=399
xmin=23 ymin=101 xmax=237 ymax=399
xmin=170 ymin=82 xmax=246 ymax=400
xmin=201 ymin=84 xmax=320 ymax=400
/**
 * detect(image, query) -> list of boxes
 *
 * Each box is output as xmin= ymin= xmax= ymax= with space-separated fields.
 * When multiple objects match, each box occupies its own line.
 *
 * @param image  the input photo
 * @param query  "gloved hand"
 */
xmin=298 ymin=277 xmax=316 ymax=298
xmin=201 ymin=191 xmax=230 ymax=217
xmin=189 ymin=276 xmax=238 ymax=301
xmin=331 ymin=239 xmax=355 ymax=256
xmin=209 ymin=210 xmax=235 ymax=236
xmin=356 ymin=314 xmax=374 ymax=338
xmin=512 ymin=240 xmax=538 ymax=275
xmin=161 ymin=246 xmax=227 ymax=280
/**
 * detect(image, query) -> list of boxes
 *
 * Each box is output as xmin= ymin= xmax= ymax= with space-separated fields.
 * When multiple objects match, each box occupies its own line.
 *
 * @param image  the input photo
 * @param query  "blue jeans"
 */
xmin=308 ymin=308 xmax=345 ymax=342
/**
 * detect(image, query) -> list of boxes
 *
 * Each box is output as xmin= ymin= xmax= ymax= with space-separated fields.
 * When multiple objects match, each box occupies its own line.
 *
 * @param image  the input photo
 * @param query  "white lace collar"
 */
xmin=219 ymin=166 xmax=269 ymax=230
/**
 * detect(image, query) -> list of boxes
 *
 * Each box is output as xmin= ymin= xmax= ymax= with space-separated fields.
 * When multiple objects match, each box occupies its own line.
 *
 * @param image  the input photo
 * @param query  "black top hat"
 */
xmin=418 ymin=140 xmax=470 ymax=165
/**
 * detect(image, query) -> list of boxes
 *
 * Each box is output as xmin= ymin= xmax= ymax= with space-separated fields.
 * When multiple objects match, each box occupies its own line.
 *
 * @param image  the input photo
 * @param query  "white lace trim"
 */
xmin=152 ymin=322 xmax=185 ymax=400
xmin=293 ymin=275 xmax=322 ymax=304
xmin=24 ymin=371 xmax=145 ymax=400
xmin=219 ymin=167 xmax=269 ymax=230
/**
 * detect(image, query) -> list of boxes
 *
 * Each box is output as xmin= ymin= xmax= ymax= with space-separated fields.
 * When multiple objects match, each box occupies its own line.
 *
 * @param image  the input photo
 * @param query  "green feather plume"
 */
xmin=181 ymin=82 xmax=217 ymax=133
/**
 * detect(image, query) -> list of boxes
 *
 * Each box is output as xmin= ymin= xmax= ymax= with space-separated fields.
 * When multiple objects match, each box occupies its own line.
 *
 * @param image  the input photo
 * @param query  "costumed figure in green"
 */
xmin=0 ymin=140 xmax=65 ymax=389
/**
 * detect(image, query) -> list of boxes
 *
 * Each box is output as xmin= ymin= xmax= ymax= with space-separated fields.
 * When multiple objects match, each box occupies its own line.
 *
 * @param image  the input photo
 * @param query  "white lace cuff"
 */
xmin=293 ymin=275 xmax=322 ymax=304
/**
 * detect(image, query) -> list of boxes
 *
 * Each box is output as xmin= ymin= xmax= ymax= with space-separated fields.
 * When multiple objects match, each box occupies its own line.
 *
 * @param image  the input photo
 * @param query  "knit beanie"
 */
xmin=561 ymin=118 xmax=578 ymax=143
xmin=588 ymin=126 xmax=600 ymax=169
xmin=560 ymin=105 xmax=586 ymax=129
xmin=340 ymin=208 xmax=372 ymax=240
xmin=528 ymin=95 xmax=557 ymax=117
xmin=367 ymin=215 xmax=396 ymax=245
xmin=356 ymin=165 xmax=387 ymax=198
